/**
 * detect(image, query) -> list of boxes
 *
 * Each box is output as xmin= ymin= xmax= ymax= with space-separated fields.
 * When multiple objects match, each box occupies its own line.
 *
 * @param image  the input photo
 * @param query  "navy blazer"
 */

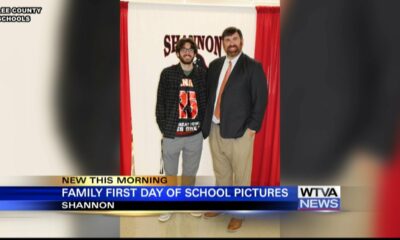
xmin=202 ymin=53 xmax=268 ymax=139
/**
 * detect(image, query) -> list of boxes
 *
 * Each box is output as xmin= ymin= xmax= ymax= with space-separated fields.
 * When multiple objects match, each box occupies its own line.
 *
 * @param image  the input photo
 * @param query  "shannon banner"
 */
xmin=127 ymin=3 xmax=256 ymax=177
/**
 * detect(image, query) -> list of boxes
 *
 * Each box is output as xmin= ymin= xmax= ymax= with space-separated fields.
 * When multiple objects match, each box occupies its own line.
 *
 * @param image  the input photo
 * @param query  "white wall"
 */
xmin=0 ymin=1 xmax=80 ymax=237
xmin=0 ymin=1 xmax=77 ymax=176
xmin=126 ymin=0 xmax=280 ymax=7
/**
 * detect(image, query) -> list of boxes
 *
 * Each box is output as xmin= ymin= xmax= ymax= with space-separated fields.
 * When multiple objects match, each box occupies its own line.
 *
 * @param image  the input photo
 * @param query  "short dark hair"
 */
xmin=175 ymin=38 xmax=198 ymax=54
xmin=222 ymin=27 xmax=243 ymax=39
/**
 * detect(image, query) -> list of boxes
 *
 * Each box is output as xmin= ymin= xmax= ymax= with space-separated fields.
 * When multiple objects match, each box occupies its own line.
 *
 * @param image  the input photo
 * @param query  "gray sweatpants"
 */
xmin=162 ymin=132 xmax=203 ymax=185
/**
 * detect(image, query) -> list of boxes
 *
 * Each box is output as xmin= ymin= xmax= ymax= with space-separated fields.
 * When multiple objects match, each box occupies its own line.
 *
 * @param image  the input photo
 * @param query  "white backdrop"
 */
xmin=128 ymin=2 xmax=256 ymax=177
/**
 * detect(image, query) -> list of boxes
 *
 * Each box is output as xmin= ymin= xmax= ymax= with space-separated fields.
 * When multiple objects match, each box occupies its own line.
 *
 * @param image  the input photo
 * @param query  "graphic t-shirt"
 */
xmin=176 ymin=71 xmax=200 ymax=136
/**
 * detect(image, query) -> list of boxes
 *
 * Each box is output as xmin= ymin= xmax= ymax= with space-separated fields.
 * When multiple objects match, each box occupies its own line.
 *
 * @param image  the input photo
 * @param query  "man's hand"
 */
xmin=247 ymin=128 xmax=256 ymax=137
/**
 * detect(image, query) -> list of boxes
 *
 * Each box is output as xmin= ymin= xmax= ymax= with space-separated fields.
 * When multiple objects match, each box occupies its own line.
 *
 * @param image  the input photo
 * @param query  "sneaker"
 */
xmin=189 ymin=212 xmax=202 ymax=217
xmin=158 ymin=213 xmax=172 ymax=222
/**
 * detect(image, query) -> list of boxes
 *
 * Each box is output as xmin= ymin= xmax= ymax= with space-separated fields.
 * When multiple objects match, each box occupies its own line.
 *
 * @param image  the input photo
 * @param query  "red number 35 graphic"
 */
xmin=179 ymin=91 xmax=198 ymax=119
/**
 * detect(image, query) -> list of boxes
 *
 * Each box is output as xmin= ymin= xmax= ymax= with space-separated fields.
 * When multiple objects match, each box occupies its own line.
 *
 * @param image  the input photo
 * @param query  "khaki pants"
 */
xmin=209 ymin=123 xmax=255 ymax=186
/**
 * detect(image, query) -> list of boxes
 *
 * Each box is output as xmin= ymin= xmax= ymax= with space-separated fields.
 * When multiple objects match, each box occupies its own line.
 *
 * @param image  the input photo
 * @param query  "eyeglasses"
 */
xmin=180 ymin=48 xmax=194 ymax=53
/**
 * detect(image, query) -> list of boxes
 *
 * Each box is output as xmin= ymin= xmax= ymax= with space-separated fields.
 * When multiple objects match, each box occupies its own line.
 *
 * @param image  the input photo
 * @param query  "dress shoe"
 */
xmin=203 ymin=212 xmax=221 ymax=218
xmin=227 ymin=218 xmax=243 ymax=232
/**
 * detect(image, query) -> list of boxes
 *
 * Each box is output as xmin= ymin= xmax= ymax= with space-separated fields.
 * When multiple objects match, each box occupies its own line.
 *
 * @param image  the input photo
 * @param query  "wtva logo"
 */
xmin=298 ymin=186 xmax=341 ymax=211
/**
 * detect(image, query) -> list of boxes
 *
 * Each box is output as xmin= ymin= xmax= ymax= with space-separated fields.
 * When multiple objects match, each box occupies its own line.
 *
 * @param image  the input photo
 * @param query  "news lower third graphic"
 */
xmin=0 ymin=176 xmax=341 ymax=212
xmin=298 ymin=186 xmax=341 ymax=211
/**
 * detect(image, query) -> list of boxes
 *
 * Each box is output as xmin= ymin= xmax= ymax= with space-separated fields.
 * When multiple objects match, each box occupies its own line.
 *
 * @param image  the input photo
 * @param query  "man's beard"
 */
xmin=179 ymin=55 xmax=194 ymax=64
xmin=226 ymin=45 xmax=241 ymax=57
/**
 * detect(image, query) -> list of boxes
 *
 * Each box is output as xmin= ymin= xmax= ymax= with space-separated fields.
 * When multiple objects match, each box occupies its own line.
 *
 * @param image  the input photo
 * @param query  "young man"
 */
xmin=202 ymin=27 xmax=268 ymax=231
xmin=156 ymin=38 xmax=207 ymax=222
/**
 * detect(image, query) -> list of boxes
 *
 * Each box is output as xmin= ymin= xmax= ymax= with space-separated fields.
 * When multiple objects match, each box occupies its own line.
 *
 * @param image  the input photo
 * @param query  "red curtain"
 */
xmin=376 ymin=134 xmax=400 ymax=237
xmin=252 ymin=7 xmax=280 ymax=186
xmin=120 ymin=1 xmax=132 ymax=175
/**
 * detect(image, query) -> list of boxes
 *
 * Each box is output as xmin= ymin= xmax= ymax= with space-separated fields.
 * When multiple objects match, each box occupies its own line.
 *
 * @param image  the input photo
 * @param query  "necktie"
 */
xmin=214 ymin=61 xmax=232 ymax=120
